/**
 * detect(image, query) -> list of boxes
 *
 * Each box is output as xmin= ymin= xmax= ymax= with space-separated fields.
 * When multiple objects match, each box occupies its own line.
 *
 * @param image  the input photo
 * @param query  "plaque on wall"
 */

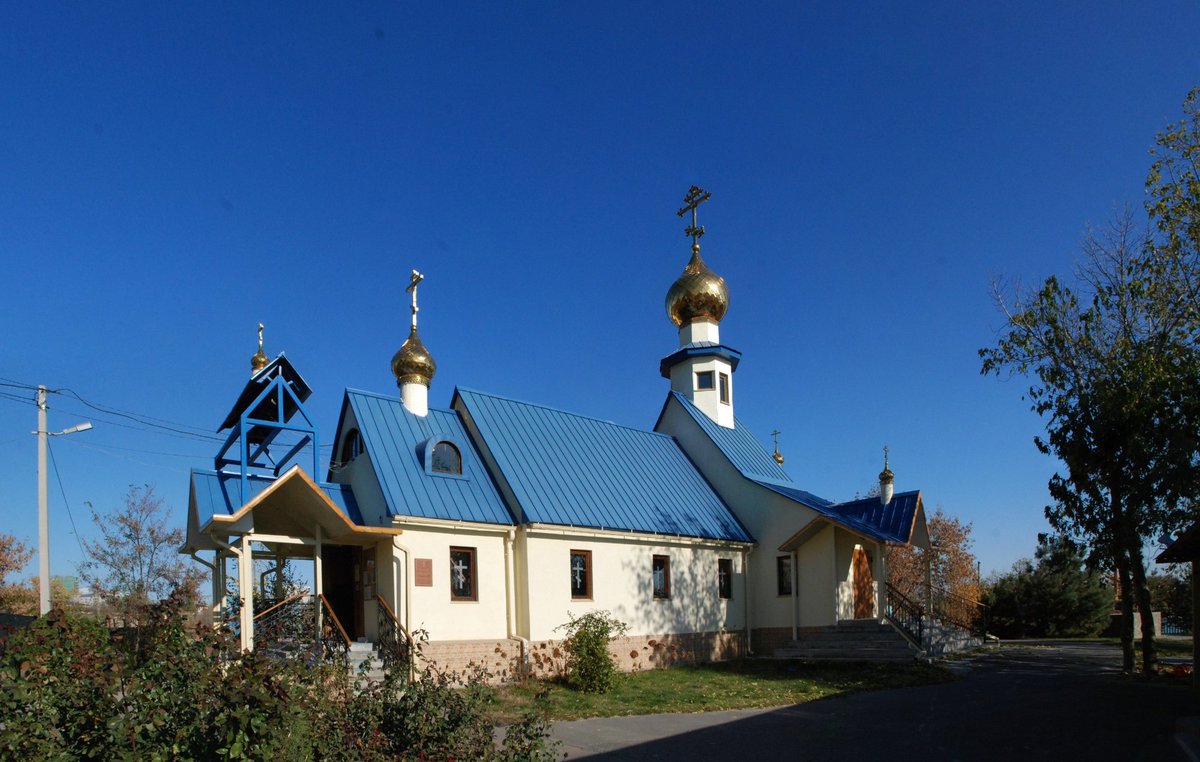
xmin=415 ymin=558 xmax=433 ymax=587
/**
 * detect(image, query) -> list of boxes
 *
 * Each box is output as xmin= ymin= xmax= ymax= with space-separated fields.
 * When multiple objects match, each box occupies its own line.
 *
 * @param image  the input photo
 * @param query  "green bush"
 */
xmin=0 ymin=597 xmax=559 ymax=760
xmin=556 ymin=610 xmax=629 ymax=694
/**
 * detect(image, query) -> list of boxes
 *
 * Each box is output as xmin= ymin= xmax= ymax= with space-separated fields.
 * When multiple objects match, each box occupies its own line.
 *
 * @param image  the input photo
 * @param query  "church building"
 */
xmin=181 ymin=187 xmax=930 ymax=672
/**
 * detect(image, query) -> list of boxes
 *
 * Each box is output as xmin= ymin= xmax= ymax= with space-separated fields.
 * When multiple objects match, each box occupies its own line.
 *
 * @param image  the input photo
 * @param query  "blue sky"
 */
xmin=1 ymin=2 xmax=1197 ymax=581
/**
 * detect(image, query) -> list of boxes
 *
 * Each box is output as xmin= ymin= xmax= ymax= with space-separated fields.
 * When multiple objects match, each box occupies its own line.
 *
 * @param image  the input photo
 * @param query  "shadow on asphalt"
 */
xmin=552 ymin=643 xmax=1196 ymax=761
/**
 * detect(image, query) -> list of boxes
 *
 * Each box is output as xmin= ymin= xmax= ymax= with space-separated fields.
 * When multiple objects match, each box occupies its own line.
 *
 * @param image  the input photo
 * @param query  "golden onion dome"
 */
xmin=391 ymin=327 xmax=437 ymax=387
xmin=666 ymin=244 xmax=729 ymax=327
xmin=879 ymin=448 xmax=894 ymax=485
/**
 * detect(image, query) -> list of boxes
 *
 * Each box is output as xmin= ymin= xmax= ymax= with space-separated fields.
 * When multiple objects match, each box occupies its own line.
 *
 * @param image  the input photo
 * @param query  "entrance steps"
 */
xmin=773 ymin=619 xmax=918 ymax=662
xmin=347 ymin=640 xmax=386 ymax=683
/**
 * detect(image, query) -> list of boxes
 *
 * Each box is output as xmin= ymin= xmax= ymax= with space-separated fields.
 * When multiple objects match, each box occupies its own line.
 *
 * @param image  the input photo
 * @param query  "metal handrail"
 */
xmin=929 ymin=585 xmax=990 ymax=636
xmin=375 ymin=594 xmax=413 ymax=680
xmin=253 ymin=593 xmax=307 ymax=622
xmin=318 ymin=593 xmax=352 ymax=649
xmin=885 ymin=582 xmax=925 ymax=649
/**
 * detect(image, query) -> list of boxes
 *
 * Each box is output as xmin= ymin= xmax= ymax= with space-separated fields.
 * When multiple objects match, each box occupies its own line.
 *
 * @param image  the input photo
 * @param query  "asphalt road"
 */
xmin=549 ymin=643 xmax=1197 ymax=761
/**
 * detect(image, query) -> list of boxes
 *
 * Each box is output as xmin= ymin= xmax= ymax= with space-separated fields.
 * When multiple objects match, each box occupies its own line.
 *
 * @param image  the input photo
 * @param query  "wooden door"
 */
xmin=853 ymin=546 xmax=875 ymax=619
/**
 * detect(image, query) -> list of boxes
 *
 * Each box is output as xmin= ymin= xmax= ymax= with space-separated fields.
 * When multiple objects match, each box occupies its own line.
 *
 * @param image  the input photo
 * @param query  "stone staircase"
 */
xmin=773 ymin=619 xmax=918 ymax=662
xmin=347 ymin=640 xmax=386 ymax=683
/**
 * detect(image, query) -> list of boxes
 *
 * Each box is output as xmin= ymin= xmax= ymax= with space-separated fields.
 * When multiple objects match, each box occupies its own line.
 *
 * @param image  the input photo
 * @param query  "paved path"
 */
xmin=550 ymin=643 xmax=1197 ymax=760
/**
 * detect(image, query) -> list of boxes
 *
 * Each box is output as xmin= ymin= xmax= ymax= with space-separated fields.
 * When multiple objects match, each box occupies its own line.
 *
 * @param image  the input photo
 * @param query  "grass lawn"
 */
xmin=487 ymin=659 xmax=953 ymax=724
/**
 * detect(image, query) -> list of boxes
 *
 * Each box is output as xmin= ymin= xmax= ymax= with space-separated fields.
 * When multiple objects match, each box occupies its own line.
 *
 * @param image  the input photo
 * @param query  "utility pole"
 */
xmin=35 ymin=386 xmax=92 ymax=616
xmin=37 ymin=385 xmax=49 ymax=615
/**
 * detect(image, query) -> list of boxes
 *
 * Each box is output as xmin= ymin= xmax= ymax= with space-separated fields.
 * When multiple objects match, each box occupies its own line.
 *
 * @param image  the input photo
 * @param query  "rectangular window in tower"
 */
xmin=449 ymin=547 xmax=477 ymax=601
xmin=719 ymin=372 xmax=730 ymax=404
xmin=570 ymin=550 xmax=592 ymax=600
xmin=652 ymin=555 xmax=671 ymax=599
xmin=776 ymin=555 xmax=792 ymax=596
xmin=695 ymin=370 xmax=715 ymax=390
xmin=718 ymin=558 xmax=732 ymax=599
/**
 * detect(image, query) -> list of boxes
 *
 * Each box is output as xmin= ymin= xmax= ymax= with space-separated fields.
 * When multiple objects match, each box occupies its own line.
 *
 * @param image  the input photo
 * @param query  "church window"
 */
xmin=570 ymin=550 xmax=592 ymax=600
xmin=652 ymin=555 xmax=670 ymax=599
xmin=431 ymin=441 xmax=462 ymax=475
xmin=449 ymin=546 xmax=477 ymax=601
xmin=695 ymin=370 xmax=714 ymax=390
xmin=341 ymin=429 xmax=364 ymax=463
xmin=718 ymin=558 xmax=732 ymax=599
xmin=719 ymin=373 xmax=730 ymax=404
xmin=776 ymin=555 xmax=792 ymax=596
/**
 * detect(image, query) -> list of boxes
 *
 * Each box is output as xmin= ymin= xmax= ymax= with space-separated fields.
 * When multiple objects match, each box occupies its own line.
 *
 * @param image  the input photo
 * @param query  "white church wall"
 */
xmin=796 ymin=524 xmax=836 ymax=627
xmin=393 ymin=524 xmax=511 ymax=642
xmin=657 ymin=399 xmax=821 ymax=631
xmin=521 ymin=530 xmax=746 ymax=642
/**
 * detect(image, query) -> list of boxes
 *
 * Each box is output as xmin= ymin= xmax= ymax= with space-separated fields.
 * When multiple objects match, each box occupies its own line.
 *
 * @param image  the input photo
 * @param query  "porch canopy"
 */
xmin=182 ymin=464 xmax=400 ymax=650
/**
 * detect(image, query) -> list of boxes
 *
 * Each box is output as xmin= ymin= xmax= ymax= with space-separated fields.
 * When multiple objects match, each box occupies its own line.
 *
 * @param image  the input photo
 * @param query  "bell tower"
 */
xmin=659 ymin=186 xmax=741 ymax=428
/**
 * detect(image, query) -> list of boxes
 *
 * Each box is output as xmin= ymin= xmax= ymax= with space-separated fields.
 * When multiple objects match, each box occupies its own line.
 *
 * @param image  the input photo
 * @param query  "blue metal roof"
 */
xmin=454 ymin=388 xmax=753 ymax=542
xmin=190 ymin=468 xmax=362 ymax=526
xmin=828 ymin=490 xmax=922 ymax=544
xmin=658 ymin=342 xmax=743 ymax=379
xmin=659 ymin=391 xmax=797 ymax=485
xmin=342 ymin=389 xmax=515 ymax=525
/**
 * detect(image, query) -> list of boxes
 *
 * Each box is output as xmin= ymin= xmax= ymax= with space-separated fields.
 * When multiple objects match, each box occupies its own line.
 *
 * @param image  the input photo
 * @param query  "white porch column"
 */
xmin=314 ymin=524 xmax=324 ymax=638
xmin=876 ymin=546 xmax=887 ymax=619
xmin=211 ymin=552 xmax=223 ymax=625
xmin=742 ymin=548 xmax=754 ymax=655
xmin=790 ymin=549 xmax=798 ymax=640
xmin=239 ymin=535 xmax=254 ymax=651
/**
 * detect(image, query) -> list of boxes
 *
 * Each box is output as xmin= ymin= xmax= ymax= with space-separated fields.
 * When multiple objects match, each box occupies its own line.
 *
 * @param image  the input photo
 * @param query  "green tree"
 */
xmin=985 ymin=536 xmax=1112 ymax=639
xmin=981 ymin=88 xmax=1200 ymax=673
xmin=79 ymin=485 xmax=206 ymax=626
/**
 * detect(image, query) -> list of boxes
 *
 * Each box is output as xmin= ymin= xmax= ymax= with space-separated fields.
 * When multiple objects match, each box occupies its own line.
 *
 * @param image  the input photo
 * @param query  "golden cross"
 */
xmin=406 ymin=270 xmax=424 ymax=331
xmin=676 ymin=185 xmax=712 ymax=247
xmin=257 ymin=323 xmax=264 ymax=352
xmin=771 ymin=429 xmax=782 ymax=449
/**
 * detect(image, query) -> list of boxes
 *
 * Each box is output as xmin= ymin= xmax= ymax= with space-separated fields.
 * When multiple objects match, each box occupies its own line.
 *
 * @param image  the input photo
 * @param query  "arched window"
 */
xmin=340 ymin=429 xmax=364 ymax=463
xmin=430 ymin=440 xmax=462 ymax=475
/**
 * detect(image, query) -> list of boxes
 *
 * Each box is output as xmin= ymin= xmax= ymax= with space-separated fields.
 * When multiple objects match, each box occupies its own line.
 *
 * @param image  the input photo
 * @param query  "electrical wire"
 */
xmin=54 ymin=388 xmax=221 ymax=439
xmin=46 ymin=439 xmax=88 ymax=560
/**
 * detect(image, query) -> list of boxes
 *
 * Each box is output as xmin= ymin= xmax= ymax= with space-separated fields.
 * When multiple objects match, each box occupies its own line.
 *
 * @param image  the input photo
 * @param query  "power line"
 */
xmin=46 ymin=439 xmax=88 ymax=561
xmin=0 ymin=390 xmax=37 ymax=406
xmin=54 ymin=388 xmax=221 ymax=439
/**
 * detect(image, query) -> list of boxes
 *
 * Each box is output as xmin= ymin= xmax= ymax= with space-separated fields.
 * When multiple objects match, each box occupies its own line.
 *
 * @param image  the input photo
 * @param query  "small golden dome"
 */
xmin=251 ymin=348 xmax=268 ymax=374
xmin=391 ymin=327 xmax=437 ymax=387
xmin=879 ymin=447 xmax=894 ymax=484
xmin=665 ymin=244 xmax=729 ymax=327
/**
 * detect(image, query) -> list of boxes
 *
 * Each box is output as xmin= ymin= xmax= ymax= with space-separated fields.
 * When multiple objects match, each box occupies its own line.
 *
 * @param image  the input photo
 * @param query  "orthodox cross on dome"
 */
xmin=406 ymin=270 xmax=425 ymax=331
xmin=771 ymin=429 xmax=785 ymax=465
xmin=257 ymin=323 xmax=265 ymax=352
xmin=676 ymin=185 xmax=712 ymax=249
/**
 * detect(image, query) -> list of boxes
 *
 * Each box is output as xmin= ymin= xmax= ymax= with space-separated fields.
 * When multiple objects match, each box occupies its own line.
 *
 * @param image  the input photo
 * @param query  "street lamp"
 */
xmin=35 ymin=385 xmax=92 ymax=615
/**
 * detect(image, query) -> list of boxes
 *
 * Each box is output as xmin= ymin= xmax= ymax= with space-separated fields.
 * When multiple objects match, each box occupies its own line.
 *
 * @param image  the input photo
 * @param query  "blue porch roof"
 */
xmin=454 ymin=387 xmax=753 ymax=542
xmin=827 ymin=490 xmax=923 ymax=544
xmin=342 ymin=389 xmax=515 ymax=525
xmin=190 ymin=468 xmax=362 ymax=527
